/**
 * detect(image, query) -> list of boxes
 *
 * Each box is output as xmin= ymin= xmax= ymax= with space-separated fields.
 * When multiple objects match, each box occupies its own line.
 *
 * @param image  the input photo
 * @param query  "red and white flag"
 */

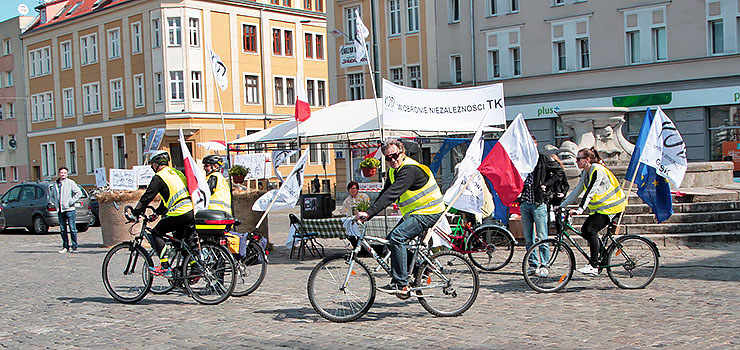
xmin=364 ymin=147 xmax=382 ymax=161
xmin=295 ymin=79 xmax=311 ymax=122
xmin=179 ymin=128 xmax=211 ymax=213
xmin=477 ymin=113 xmax=538 ymax=207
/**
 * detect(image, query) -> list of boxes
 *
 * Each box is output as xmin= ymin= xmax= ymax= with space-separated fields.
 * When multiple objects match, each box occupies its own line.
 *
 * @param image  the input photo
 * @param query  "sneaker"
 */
xmin=377 ymin=283 xmax=404 ymax=294
xmin=526 ymin=267 xmax=537 ymax=276
xmin=58 ymin=248 xmax=68 ymax=254
xmin=577 ymin=264 xmax=599 ymax=276
xmin=70 ymin=247 xmax=78 ymax=253
xmin=149 ymin=266 xmax=173 ymax=278
xmin=536 ymin=267 xmax=549 ymax=278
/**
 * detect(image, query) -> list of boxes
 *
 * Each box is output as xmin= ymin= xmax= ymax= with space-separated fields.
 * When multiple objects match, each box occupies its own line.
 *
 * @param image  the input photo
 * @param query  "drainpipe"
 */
xmin=470 ymin=0 xmax=476 ymax=86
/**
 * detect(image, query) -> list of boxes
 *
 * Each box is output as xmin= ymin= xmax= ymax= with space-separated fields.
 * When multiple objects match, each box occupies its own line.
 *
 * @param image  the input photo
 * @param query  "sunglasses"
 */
xmin=576 ymin=156 xmax=587 ymax=160
xmin=384 ymin=152 xmax=402 ymax=161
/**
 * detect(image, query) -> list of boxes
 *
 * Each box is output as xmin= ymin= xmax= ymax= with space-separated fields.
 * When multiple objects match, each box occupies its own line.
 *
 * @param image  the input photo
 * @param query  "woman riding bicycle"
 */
xmin=559 ymin=147 xmax=626 ymax=276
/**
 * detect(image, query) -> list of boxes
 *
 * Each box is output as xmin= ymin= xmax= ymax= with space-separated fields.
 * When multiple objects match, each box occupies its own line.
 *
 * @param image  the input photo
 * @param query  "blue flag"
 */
xmin=429 ymin=138 xmax=468 ymax=174
xmin=628 ymin=108 xmax=673 ymax=222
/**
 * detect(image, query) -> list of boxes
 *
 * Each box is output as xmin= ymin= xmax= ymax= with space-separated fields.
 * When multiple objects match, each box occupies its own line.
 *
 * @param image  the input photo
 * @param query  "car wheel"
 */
xmin=31 ymin=216 xmax=49 ymax=234
xmin=77 ymin=223 xmax=89 ymax=232
xmin=89 ymin=214 xmax=96 ymax=226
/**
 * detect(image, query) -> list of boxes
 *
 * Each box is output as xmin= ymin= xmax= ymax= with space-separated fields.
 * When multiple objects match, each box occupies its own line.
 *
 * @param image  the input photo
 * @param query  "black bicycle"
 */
xmin=102 ymin=205 xmax=237 ymax=304
xmin=522 ymin=207 xmax=660 ymax=293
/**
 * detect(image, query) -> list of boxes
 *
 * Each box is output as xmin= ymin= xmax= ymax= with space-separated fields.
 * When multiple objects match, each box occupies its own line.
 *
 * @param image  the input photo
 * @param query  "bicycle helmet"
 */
xmin=148 ymin=150 xmax=170 ymax=165
xmin=202 ymin=154 xmax=224 ymax=167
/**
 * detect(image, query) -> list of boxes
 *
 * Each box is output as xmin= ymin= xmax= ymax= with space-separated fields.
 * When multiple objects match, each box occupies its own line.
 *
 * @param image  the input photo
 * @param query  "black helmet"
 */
xmin=148 ymin=150 xmax=170 ymax=165
xmin=203 ymin=155 xmax=223 ymax=167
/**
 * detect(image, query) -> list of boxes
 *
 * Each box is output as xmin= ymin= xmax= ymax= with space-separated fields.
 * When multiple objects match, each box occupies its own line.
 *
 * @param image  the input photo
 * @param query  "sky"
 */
xmin=1 ymin=1 xmax=37 ymax=23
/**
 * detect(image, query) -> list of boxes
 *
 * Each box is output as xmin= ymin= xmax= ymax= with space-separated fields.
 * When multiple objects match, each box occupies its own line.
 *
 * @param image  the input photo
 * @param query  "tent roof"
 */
xmin=231 ymin=98 xmax=502 ymax=144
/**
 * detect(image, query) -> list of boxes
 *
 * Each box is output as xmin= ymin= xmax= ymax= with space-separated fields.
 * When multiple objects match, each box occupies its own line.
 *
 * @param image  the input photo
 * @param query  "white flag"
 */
xmin=272 ymin=149 xmax=297 ymax=183
xmin=179 ymin=129 xmax=211 ymax=213
xmin=443 ymin=126 xmax=485 ymax=215
xmin=353 ymin=9 xmax=370 ymax=61
xmin=208 ymin=47 xmax=228 ymax=90
xmin=638 ymin=107 xmax=688 ymax=188
xmin=252 ymin=152 xmax=308 ymax=211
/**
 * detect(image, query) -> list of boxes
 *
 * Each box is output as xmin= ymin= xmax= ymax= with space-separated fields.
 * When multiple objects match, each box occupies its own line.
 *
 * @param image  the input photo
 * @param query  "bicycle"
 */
xmin=102 ymin=205 xmax=237 ymax=304
xmin=522 ymin=207 xmax=660 ymax=293
xmin=227 ymin=230 xmax=269 ymax=297
xmin=444 ymin=215 xmax=516 ymax=271
xmin=307 ymin=220 xmax=480 ymax=323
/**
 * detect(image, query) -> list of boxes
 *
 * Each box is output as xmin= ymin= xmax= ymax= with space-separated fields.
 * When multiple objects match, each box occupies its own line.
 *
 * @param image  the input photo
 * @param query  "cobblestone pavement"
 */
xmin=1 ymin=212 xmax=739 ymax=349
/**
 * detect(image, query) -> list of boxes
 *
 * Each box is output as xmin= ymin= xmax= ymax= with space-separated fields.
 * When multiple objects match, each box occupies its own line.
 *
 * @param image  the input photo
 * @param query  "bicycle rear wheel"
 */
xmin=183 ymin=242 xmax=236 ymax=305
xmin=307 ymin=254 xmax=375 ymax=323
xmin=522 ymin=239 xmax=574 ymax=293
xmin=606 ymin=236 xmax=659 ymax=289
xmin=415 ymin=251 xmax=479 ymax=317
xmin=231 ymin=239 xmax=268 ymax=297
xmin=467 ymin=226 xmax=515 ymax=271
xmin=102 ymin=242 xmax=153 ymax=303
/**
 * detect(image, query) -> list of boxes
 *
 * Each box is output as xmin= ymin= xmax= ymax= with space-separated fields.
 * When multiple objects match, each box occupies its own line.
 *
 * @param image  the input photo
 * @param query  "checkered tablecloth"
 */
xmin=300 ymin=216 xmax=402 ymax=239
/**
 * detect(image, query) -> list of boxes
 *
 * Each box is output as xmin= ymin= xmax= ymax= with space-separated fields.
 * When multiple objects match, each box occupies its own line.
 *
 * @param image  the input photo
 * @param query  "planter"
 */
xmin=232 ymin=190 xmax=270 ymax=242
xmin=360 ymin=167 xmax=377 ymax=178
xmin=96 ymin=189 xmax=159 ymax=247
xmin=232 ymin=175 xmax=246 ymax=184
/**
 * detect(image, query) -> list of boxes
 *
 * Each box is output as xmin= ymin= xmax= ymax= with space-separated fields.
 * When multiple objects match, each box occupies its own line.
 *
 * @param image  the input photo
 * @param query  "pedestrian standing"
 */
xmin=56 ymin=167 xmax=82 ymax=253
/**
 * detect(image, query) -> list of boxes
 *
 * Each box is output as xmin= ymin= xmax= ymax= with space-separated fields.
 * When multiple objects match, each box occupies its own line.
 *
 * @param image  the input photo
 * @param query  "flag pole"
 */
xmin=423 ymin=172 xmax=479 ymax=245
xmin=254 ymin=188 xmax=283 ymax=230
xmin=613 ymin=163 xmax=640 ymax=235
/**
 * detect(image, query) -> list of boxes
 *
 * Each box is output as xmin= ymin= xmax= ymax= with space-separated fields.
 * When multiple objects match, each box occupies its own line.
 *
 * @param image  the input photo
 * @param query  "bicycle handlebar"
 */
xmin=123 ymin=205 xmax=157 ymax=224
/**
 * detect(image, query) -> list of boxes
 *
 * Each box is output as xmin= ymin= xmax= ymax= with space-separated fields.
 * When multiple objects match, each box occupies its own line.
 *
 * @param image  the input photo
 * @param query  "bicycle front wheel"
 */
xmin=183 ymin=243 xmax=237 ymax=305
xmin=231 ymin=240 xmax=268 ymax=297
xmin=102 ymin=242 xmax=153 ymax=303
xmin=606 ymin=236 xmax=659 ymax=289
xmin=522 ymin=239 xmax=575 ymax=293
xmin=467 ymin=226 xmax=515 ymax=271
xmin=415 ymin=251 xmax=479 ymax=317
xmin=307 ymin=254 xmax=376 ymax=323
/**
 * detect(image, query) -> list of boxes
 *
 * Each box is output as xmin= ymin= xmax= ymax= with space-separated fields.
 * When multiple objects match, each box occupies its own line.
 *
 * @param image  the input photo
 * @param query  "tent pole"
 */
xmin=214 ymin=75 xmax=234 ymax=217
xmin=364 ymin=51 xmax=383 ymax=142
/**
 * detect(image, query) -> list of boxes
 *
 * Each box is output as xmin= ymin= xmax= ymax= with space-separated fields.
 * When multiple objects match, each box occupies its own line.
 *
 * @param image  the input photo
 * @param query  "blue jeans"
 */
xmin=387 ymin=212 xmax=442 ymax=286
xmin=520 ymin=202 xmax=549 ymax=268
xmin=58 ymin=210 xmax=78 ymax=249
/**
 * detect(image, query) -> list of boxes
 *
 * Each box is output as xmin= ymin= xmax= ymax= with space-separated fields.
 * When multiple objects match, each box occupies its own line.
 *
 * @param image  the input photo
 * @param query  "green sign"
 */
xmin=612 ymin=93 xmax=672 ymax=107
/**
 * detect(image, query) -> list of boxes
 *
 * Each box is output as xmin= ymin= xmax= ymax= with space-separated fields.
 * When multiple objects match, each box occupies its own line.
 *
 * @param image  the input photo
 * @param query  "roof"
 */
xmin=26 ymin=0 xmax=133 ymax=32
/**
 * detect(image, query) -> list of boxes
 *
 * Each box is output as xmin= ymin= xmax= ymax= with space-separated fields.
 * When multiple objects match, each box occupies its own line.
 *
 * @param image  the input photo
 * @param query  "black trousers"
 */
xmin=151 ymin=212 xmax=195 ymax=262
xmin=580 ymin=213 xmax=610 ymax=267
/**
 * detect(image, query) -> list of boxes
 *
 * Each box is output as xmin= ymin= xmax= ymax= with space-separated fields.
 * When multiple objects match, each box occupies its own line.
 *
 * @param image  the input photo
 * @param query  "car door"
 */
xmin=15 ymin=185 xmax=39 ymax=227
xmin=2 ymin=186 xmax=24 ymax=226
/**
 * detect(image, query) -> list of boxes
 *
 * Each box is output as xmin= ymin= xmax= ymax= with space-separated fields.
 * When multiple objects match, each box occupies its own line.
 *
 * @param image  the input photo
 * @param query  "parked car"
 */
xmin=89 ymin=195 xmax=100 ymax=227
xmin=0 ymin=181 xmax=92 ymax=234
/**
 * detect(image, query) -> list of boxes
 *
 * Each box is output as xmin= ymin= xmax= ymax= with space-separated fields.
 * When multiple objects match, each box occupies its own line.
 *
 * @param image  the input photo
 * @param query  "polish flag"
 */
xmin=179 ymin=128 xmax=211 ymax=213
xmin=295 ymin=80 xmax=311 ymax=122
xmin=364 ymin=147 xmax=382 ymax=160
xmin=477 ymin=113 xmax=538 ymax=207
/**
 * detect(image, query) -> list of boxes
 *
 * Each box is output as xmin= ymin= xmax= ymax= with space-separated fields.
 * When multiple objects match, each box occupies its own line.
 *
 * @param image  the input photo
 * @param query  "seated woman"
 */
xmin=342 ymin=181 xmax=371 ymax=216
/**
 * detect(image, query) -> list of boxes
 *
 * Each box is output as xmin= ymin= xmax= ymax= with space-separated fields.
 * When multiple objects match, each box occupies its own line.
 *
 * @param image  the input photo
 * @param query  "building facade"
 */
xmin=22 ymin=0 xmax=329 ymax=188
xmin=0 ymin=16 xmax=34 ymax=193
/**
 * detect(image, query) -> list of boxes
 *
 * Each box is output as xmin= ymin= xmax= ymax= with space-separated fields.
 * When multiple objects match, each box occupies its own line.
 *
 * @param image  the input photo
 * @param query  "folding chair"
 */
xmin=288 ymin=214 xmax=325 ymax=260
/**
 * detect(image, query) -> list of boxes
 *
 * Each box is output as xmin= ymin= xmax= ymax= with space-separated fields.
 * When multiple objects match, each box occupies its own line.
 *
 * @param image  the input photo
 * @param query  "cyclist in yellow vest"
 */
xmin=133 ymin=150 xmax=195 ymax=278
xmin=202 ymin=155 xmax=232 ymax=215
xmin=560 ymin=147 xmax=627 ymax=276
xmin=356 ymin=139 xmax=445 ymax=295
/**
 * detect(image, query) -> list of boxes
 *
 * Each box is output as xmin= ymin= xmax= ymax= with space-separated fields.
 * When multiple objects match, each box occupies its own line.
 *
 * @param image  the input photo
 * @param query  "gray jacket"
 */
xmin=56 ymin=178 xmax=82 ymax=212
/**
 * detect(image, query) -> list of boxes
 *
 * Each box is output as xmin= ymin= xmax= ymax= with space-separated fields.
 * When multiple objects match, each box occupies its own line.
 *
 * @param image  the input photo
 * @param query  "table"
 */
xmin=286 ymin=216 xmax=402 ymax=248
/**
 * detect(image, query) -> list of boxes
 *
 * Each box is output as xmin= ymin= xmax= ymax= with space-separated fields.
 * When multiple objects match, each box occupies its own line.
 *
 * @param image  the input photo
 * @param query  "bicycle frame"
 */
xmin=554 ymin=212 xmax=637 ymax=270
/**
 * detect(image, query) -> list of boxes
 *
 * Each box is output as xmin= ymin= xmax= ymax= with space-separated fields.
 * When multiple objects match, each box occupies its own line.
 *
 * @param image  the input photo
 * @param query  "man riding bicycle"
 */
xmin=133 ymin=150 xmax=195 ymax=278
xmin=355 ymin=139 xmax=445 ymax=295
xmin=202 ymin=155 xmax=232 ymax=215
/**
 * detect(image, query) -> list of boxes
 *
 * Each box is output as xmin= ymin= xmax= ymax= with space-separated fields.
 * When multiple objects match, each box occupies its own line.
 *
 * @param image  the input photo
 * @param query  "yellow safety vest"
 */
xmin=389 ymin=157 xmax=445 ymax=217
xmin=584 ymin=163 xmax=626 ymax=215
xmin=207 ymin=171 xmax=232 ymax=214
xmin=156 ymin=166 xmax=193 ymax=217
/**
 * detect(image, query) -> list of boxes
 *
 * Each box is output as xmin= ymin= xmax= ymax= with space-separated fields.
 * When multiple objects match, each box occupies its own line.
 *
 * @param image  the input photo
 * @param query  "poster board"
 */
xmin=109 ymin=169 xmax=138 ymax=191
xmin=233 ymin=153 xmax=271 ymax=179
xmin=133 ymin=165 xmax=155 ymax=186
xmin=94 ymin=168 xmax=107 ymax=188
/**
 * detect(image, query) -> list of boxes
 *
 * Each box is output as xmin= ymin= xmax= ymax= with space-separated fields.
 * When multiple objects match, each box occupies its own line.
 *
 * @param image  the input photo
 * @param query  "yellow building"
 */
xmin=22 ymin=0 xmax=329 ymax=189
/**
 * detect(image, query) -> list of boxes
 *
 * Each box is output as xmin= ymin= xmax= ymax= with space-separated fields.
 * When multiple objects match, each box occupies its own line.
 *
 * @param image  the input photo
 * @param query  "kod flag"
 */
xmin=179 ymin=129 xmax=210 ymax=212
xmin=253 ymin=152 xmax=308 ymax=211
xmin=272 ymin=149 xmax=297 ymax=183
xmin=444 ymin=126 xmax=485 ymax=215
xmin=353 ymin=8 xmax=370 ymax=61
xmin=477 ymin=113 xmax=538 ymax=207
xmin=208 ymin=47 xmax=228 ymax=90
xmin=638 ymin=107 xmax=688 ymax=188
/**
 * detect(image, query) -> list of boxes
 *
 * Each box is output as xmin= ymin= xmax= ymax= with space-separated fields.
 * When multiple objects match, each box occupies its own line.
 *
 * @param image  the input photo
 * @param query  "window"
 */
xmin=28 ymin=46 xmax=51 ymax=77
xmin=80 ymin=33 xmax=98 ymax=65
xmin=110 ymin=78 xmax=123 ymax=111
xmin=5 ymin=72 xmax=12 ymax=87
xmin=7 ymin=103 xmax=13 ymax=118
xmin=283 ymin=0 xmax=292 ymax=6
xmin=389 ymin=0 xmax=401 ymax=35
xmin=31 ymin=92 xmax=54 ymax=122
xmin=11 ymin=166 xmax=18 ymax=182
xmin=85 ymin=137 xmax=104 ymax=174
xmin=305 ymin=33 xmax=313 ymax=58
xmin=244 ymin=74 xmax=259 ymax=104
xmin=189 ymin=18 xmax=200 ymax=47
xmin=65 ymin=140 xmax=78 ymax=175
xmin=710 ymin=20 xmax=724 ymax=54
xmin=272 ymin=29 xmax=282 ymax=55
xmin=274 ymin=77 xmax=284 ymax=105
xmin=152 ymin=18 xmax=161 ymax=48
xmin=107 ymin=28 xmax=120 ymax=59
xmin=131 ymin=22 xmax=142 ymax=54
xmin=449 ymin=0 xmax=460 ymax=23
xmin=0 ymin=136 xmax=3 ymax=151
xmin=113 ymin=134 xmax=126 ymax=169
xmin=653 ymin=27 xmax=666 ymax=61
xmin=0 ymin=105 xmax=2 ymax=119
xmin=168 ymin=17 xmax=181 ymax=46
xmin=40 ymin=142 xmax=57 ymax=177
xmin=309 ymin=144 xmax=328 ymax=165
xmin=137 ymin=132 xmax=147 ymax=164
xmin=82 ymin=82 xmax=101 ymax=115
xmin=243 ymin=24 xmax=257 ymax=52
xmin=170 ymin=71 xmax=184 ymax=101
xmin=315 ymin=34 xmax=324 ymax=59
xmin=488 ymin=0 xmax=497 ymax=16
xmin=510 ymin=0 xmax=519 ymax=12
xmin=0 ymin=168 xmax=5 ymax=182
xmin=270 ymin=0 xmax=278 ymax=4
xmin=63 ymin=88 xmax=74 ymax=117
xmin=191 ymin=71 xmax=202 ymax=101
xmin=489 ymin=50 xmax=500 ymax=78
xmin=408 ymin=65 xmax=421 ymax=88
xmin=627 ymin=31 xmax=640 ymax=63
xmin=348 ymin=72 xmax=364 ymax=100
xmin=407 ymin=0 xmax=419 ymax=32
xmin=391 ymin=67 xmax=403 ymax=85
xmin=60 ymin=40 xmax=72 ymax=69
xmin=553 ymin=0 xmax=564 ymax=6
xmin=346 ymin=7 xmax=359 ymax=43
xmin=317 ymin=80 xmax=326 ymax=106
xmin=284 ymin=30 xmax=293 ymax=56
xmin=306 ymin=79 xmax=315 ymax=105
xmin=304 ymin=0 xmax=312 ymax=10
xmin=451 ymin=55 xmax=462 ymax=84
xmin=286 ymin=78 xmax=295 ymax=105
xmin=154 ymin=72 xmax=164 ymax=102
xmin=624 ymin=8 xmax=667 ymax=64
xmin=555 ymin=41 xmax=566 ymax=71
xmin=133 ymin=74 xmax=145 ymax=107
xmin=576 ymin=38 xmax=589 ymax=68
xmin=2 ymin=39 xmax=10 ymax=55
xmin=511 ymin=47 xmax=521 ymax=76
xmin=316 ymin=0 xmax=323 ymax=12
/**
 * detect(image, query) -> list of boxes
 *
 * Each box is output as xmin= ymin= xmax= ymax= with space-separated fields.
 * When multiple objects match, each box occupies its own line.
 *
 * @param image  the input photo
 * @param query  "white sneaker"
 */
xmin=58 ymin=248 xmax=68 ymax=254
xmin=536 ymin=267 xmax=549 ymax=278
xmin=577 ymin=264 xmax=599 ymax=276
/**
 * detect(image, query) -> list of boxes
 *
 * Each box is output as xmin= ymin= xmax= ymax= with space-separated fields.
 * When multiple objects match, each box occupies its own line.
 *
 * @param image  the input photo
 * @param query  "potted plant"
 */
xmin=359 ymin=157 xmax=380 ymax=177
xmin=352 ymin=198 xmax=371 ymax=215
xmin=229 ymin=165 xmax=250 ymax=184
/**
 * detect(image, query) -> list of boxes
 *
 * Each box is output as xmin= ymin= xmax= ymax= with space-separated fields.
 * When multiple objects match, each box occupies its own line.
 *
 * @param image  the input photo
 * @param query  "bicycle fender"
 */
xmin=474 ymin=224 xmax=518 ymax=245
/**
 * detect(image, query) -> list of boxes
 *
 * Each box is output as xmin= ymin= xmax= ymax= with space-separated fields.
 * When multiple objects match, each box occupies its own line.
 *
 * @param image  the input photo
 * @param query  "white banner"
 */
xmin=109 ymin=169 xmax=137 ymax=191
xmin=638 ymin=107 xmax=688 ymax=188
xmin=382 ymin=79 xmax=506 ymax=132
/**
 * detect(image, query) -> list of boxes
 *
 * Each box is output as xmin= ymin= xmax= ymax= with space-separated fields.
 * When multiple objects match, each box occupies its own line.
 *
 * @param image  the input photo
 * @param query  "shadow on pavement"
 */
xmin=57 ymin=296 xmax=193 ymax=305
xmin=254 ymin=304 xmax=427 ymax=323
